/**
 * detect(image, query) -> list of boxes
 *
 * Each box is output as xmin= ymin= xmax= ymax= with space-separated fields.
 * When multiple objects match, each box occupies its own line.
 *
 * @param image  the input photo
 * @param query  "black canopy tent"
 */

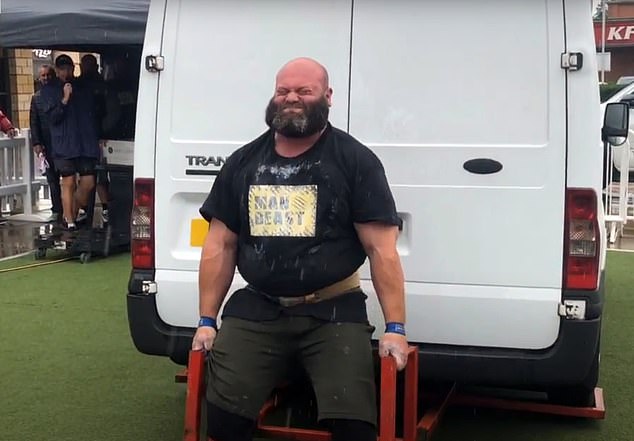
xmin=0 ymin=0 xmax=150 ymax=48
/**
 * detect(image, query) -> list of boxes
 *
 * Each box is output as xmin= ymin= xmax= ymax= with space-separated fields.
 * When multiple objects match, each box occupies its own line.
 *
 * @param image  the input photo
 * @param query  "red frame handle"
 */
xmin=183 ymin=346 xmax=420 ymax=441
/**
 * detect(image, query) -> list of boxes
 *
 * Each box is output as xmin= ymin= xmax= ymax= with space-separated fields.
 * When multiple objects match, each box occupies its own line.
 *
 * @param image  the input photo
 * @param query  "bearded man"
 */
xmin=193 ymin=57 xmax=408 ymax=441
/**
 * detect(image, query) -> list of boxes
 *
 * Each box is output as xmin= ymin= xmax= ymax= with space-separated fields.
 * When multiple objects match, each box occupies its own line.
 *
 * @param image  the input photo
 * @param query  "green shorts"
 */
xmin=206 ymin=316 xmax=377 ymax=426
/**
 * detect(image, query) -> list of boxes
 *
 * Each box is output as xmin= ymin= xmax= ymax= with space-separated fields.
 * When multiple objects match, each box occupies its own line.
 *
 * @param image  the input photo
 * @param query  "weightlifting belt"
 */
xmin=247 ymin=272 xmax=361 ymax=307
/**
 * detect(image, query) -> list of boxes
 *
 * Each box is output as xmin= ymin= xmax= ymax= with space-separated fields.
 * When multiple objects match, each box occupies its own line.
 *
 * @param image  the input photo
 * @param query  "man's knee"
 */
xmin=79 ymin=175 xmax=96 ymax=190
xmin=325 ymin=418 xmax=376 ymax=441
xmin=206 ymin=401 xmax=255 ymax=441
xmin=61 ymin=175 xmax=75 ymax=187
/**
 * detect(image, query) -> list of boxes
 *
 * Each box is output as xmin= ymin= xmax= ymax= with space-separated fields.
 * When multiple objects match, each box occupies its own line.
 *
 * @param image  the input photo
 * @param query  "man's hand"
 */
xmin=378 ymin=333 xmax=409 ymax=370
xmin=62 ymin=83 xmax=73 ymax=104
xmin=33 ymin=144 xmax=44 ymax=155
xmin=192 ymin=326 xmax=217 ymax=351
xmin=7 ymin=128 xmax=18 ymax=138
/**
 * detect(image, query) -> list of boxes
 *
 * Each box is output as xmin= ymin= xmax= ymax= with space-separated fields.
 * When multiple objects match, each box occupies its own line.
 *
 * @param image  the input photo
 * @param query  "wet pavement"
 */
xmin=0 ymin=219 xmax=54 ymax=259
xmin=0 ymin=204 xmax=109 ymax=259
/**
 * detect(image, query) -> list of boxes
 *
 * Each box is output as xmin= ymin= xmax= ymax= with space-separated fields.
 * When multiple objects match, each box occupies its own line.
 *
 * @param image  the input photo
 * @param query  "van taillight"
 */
xmin=131 ymin=178 xmax=155 ymax=269
xmin=564 ymin=189 xmax=599 ymax=290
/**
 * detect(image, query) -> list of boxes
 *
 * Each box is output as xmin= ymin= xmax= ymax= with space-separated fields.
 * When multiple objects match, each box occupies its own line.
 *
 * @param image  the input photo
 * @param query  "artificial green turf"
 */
xmin=0 ymin=253 xmax=183 ymax=441
xmin=0 ymin=251 xmax=633 ymax=440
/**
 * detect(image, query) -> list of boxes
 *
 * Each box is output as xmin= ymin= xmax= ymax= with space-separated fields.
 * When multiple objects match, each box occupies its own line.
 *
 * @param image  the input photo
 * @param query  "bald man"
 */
xmin=193 ymin=58 xmax=407 ymax=441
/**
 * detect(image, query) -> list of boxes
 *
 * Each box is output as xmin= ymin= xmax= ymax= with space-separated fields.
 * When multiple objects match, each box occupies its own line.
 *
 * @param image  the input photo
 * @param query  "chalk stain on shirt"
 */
xmin=343 ymin=346 xmax=351 ymax=355
xmin=330 ymin=306 xmax=337 ymax=321
xmin=299 ymin=268 xmax=305 ymax=281
xmin=255 ymin=163 xmax=300 ymax=180
xmin=255 ymin=160 xmax=320 ymax=181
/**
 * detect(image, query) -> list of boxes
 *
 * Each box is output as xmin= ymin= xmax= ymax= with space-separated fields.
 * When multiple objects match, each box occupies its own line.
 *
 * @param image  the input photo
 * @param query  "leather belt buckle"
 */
xmin=277 ymin=293 xmax=317 ymax=307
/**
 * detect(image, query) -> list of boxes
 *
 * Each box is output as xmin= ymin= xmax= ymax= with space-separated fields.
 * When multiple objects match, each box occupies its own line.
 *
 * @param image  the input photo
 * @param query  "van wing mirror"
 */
xmin=602 ymin=102 xmax=630 ymax=146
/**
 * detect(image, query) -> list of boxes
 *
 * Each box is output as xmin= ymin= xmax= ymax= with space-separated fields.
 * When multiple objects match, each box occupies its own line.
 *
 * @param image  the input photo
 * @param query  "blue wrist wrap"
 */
xmin=385 ymin=322 xmax=406 ymax=336
xmin=198 ymin=316 xmax=217 ymax=330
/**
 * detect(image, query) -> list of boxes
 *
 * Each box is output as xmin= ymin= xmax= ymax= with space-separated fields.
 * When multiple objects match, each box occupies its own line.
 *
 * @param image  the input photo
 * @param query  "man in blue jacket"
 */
xmin=41 ymin=55 xmax=100 ymax=230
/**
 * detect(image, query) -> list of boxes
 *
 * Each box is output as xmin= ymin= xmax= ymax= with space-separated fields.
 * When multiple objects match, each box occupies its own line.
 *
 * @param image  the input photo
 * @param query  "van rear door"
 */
xmin=351 ymin=0 xmax=567 ymax=350
xmin=152 ymin=0 xmax=353 ymax=327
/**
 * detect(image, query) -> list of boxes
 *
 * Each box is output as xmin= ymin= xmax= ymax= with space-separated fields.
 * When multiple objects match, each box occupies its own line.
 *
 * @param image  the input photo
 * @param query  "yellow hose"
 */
xmin=0 ymin=256 xmax=75 ymax=273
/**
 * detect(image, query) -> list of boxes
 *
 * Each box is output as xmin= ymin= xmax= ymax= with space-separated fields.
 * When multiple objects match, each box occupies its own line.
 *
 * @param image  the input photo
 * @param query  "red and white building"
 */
xmin=594 ymin=1 xmax=634 ymax=82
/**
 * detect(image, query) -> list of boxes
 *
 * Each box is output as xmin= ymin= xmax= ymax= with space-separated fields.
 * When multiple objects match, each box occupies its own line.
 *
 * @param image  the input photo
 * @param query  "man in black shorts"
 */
xmin=41 ymin=55 xmax=100 ymax=230
xmin=192 ymin=57 xmax=408 ymax=441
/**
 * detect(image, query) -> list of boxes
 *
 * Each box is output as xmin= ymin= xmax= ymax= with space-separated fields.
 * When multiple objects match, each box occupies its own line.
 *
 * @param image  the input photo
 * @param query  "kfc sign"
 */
xmin=595 ymin=20 xmax=634 ymax=47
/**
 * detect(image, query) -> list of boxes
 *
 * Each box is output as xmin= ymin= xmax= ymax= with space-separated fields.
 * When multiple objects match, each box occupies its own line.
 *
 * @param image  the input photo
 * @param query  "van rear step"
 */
xmin=177 ymin=350 xmax=605 ymax=441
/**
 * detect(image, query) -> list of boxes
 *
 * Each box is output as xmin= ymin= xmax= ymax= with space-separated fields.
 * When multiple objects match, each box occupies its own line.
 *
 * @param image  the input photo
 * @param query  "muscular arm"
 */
xmin=198 ymin=218 xmax=238 ymax=318
xmin=354 ymin=222 xmax=405 ymax=324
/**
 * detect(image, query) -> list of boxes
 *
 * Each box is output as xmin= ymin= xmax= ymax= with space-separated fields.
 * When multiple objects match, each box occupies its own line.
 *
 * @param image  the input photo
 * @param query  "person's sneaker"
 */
xmin=76 ymin=209 xmax=88 ymax=224
xmin=101 ymin=209 xmax=109 ymax=224
xmin=64 ymin=218 xmax=77 ymax=231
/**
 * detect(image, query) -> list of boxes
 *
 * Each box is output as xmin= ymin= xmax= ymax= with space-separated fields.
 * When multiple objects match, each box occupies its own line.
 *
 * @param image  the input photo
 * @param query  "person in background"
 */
xmin=30 ymin=64 xmax=62 ymax=223
xmin=0 ymin=109 xmax=17 ymax=137
xmin=77 ymin=54 xmax=110 ymax=224
xmin=41 ymin=54 xmax=100 ymax=230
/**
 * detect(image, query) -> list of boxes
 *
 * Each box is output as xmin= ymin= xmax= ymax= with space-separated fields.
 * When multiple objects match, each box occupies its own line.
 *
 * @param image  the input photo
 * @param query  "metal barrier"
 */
xmin=0 ymin=129 xmax=47 ymax=218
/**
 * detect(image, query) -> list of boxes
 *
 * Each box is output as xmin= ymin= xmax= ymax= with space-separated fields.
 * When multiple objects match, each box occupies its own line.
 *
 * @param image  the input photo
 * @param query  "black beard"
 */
xmin=265 ymin=96 xmax=329 ymax=138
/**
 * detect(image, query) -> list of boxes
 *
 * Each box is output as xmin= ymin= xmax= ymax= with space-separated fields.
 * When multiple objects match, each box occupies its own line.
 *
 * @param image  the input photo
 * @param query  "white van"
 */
xmin=127 ymin=0 xmax=627 ymax=406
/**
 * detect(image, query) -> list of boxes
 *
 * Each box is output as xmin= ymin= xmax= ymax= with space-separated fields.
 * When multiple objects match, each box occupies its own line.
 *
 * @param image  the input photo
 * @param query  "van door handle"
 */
xmin=463 ymin=158 xmax=503 ymax=175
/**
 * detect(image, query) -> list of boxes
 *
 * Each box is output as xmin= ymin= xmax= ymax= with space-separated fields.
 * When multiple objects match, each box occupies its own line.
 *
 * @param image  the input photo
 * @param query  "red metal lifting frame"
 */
xmin=180 ymin=347 xmax=605 ymax=441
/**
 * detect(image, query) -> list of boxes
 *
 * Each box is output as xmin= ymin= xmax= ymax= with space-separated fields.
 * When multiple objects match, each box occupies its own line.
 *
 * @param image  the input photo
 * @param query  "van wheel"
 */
xmin=547 ymin=342 xmax=600 ymax=407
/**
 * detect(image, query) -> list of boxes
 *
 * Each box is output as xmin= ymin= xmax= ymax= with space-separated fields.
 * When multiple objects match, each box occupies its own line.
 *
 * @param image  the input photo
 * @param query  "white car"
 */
xmin=616 ymin=75 xmax=634 ymax=86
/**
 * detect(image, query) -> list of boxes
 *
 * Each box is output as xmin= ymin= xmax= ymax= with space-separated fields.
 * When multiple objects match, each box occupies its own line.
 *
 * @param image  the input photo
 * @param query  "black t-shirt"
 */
xmin=200 ymin=124 xmax=401 ymax=322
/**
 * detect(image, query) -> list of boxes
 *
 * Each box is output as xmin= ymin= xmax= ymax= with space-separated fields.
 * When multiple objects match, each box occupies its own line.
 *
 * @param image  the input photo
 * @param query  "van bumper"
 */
xmin=419 ymin=272 xmax=604 ymax=388
xmin=127 ymin=291 xmax=194 ymax=364
xmin=127 ymin=273 xmax=604 ymax=388
xmin=419 ymin=317 xmax=600 ymax=388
